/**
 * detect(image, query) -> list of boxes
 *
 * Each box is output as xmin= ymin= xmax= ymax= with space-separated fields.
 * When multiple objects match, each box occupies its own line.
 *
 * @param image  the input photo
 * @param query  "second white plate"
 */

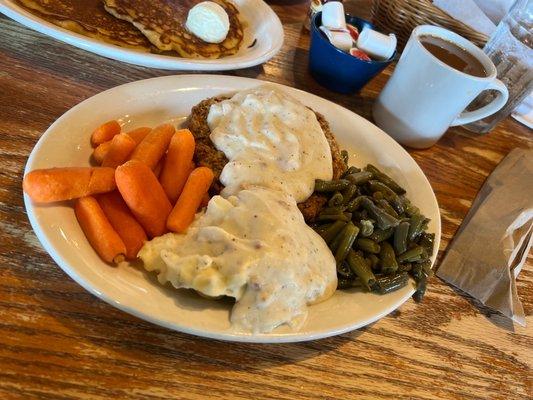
xmin=0 ymin=0 xmax=284 ymax=70
xmin=24 ymin=75 xmax=441 ymax=343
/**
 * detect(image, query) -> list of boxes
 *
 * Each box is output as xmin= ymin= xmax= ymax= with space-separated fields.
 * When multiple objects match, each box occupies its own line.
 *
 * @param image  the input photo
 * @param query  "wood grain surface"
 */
xmin=0 ymin=1 xmax=532 ymax=399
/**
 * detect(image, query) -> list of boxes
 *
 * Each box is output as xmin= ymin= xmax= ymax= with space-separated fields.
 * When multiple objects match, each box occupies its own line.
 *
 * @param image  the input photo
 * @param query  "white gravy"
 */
xmin=139 ymin=187 xmax=337 ymax=333
xmin=140 ymin=85 xmax=337 ymax=333
xmin=207 ymin=85 xmax=333 ymax=203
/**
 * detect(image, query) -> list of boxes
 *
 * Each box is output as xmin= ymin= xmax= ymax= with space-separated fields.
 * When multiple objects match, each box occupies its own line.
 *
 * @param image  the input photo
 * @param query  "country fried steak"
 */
xmin=187 ymin=96 xmax=346 ymax=221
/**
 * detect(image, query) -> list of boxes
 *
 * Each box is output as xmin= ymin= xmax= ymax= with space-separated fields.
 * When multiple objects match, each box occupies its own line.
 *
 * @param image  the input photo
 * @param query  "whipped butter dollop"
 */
xmin=207 ymin=85 xmax=333 ymax=203
xmin=139 ymin=187 xmax=337 ymax=333
xmin=186 ymin=1 xmax=230 ymax=44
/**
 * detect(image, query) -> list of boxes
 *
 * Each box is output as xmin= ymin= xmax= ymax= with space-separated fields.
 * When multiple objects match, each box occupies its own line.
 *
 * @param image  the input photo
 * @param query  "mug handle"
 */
xmin=450 ymin=79 xmax=509 ymax=126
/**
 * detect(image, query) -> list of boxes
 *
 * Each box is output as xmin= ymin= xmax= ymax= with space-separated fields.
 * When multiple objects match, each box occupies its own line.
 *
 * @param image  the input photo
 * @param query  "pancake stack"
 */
xmin=104 ymin=0 xmax=244 ymax=58
xmin=16 ymin=0 xmax=151 ymax=50
xmin=15 ymin=0 xmax=244 ymax=58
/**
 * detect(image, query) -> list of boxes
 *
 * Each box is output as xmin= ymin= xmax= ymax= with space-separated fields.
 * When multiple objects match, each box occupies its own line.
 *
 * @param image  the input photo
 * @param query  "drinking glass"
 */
xmin=464 ymin=0 xmax=533 ymax=134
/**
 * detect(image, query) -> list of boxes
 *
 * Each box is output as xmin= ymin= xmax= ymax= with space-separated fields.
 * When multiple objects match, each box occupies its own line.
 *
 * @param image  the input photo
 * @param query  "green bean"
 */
xmin=421 ymin=218 xmax=430 ymax=232
xmin=412 ymin=259 xmax=432 ymax=281
xmin=393 ymin=221 xmax=410 ymax=255
xmin=361 ymin=197 xmax=399 ymax=230
xmin=368 ymin=254 xmax=380 ymax=270
xmin=328 ymin=192 xmax=344 ymax=207
xmin=398 ymin=246 xmax=424 ymax=263
xmin=341 ymin=150 xmax=349 ymax=165
xmin=358 ymin=219 xmax=374 ymax=237
xmin=379 ymin=241 xmax=399 ymax=274
xmin=375 ymin=272 xmax=409 ymax=294
xmin=404 ymin=200 xmax=420 ymax=217
xmin=320 ymin=220 xmax=347 ymax=243
xmin=365 ymin=164 xmax=406 ymax=195
xmin=351 ymin=211 xmax=363 ymax=220
xmin=369 ymin=227 xmax=394 ymax=242
xmin=346 ymin=171 xmax=373 ymax=185
xmin=314 ymin=223 xmax=331 ymax=235
xmin=368 ymin=180 xmax=405 ymax=214
xmin=320 ymin=206 xmax=346 ymax=215
xmin=342 ymin=184 xmax=358 ymax=204
xmin=337 ymin=278 xmax=354 ymax=289
xmin=356 ymin=238 xmax=381 ymax=254
xmin=329 ymin=228 xmax=345 ymax=253
xmin=412 ymin=274 xmax=427 ymax=302
xmin=314 ymin=179 xmax=350 ymax=192
xmin=337 ymin=261 xmax=355 ymax=279
xmin=372 ymin=191 xmax=384 ymax=201
xmin=347 ymin=250 xmax=376 ymax=290
xmin=418 ymin=233 xmax=435 ymax=257
xmin=334 ymin=222 xmax=359 ymax=265
xmin=421 ymin=259 xmax=433 ymax=277
xmin=398 ymin=262 xmax=412 ymax=272
xmin=345 ymin=195 xmax=365 ymax=212
xmin=317 ymin=212 xmax=351 ymax=222
xmin=377 ymin=199 xmax=399 ymax=219
xmin=411 ymin=263 xmax=422 ymax=281
xmin=342 ymin=166 xmax=361 ymax=178
xmin=338 ymin=277 xmax=363 ymax=289
xmin=408 ymin=213 xmax=425 ymax=241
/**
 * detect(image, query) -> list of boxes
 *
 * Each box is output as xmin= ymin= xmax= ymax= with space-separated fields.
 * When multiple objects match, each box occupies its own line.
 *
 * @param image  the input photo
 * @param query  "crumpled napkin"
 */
xmin=437 ymin=148 xmax=533 ymax=326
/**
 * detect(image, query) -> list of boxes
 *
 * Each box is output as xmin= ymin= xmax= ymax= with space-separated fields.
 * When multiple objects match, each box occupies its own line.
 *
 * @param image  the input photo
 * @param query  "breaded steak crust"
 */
xmin=187 ymin=96 xmax=346 ymax=221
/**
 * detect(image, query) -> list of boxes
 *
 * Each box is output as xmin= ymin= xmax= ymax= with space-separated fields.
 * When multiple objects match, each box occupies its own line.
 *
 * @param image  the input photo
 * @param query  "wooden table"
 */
xmin=0 ymin=1 xmax=531 ymax=399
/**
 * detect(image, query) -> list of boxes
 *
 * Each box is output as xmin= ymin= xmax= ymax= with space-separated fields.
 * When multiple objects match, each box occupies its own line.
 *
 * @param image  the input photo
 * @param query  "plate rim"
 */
xmin=23 ymin=74 xmax=441 ymax=343
xmin=0 ymin=0 xmax=284 ymax=71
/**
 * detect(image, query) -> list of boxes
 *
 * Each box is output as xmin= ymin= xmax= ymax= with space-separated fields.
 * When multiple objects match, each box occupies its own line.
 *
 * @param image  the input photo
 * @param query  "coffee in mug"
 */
xmin=373 ymin=25 xmax=509 ymax=149
xmin=419 ymin=35 xmax=487 ymax=78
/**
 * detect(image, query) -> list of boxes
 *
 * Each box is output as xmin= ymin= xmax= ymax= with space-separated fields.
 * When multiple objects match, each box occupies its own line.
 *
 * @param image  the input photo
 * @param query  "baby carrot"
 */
xmin=153 ymin=157 xmax=164 ymax=179
xmin=74 ymin=196 xmax=126 ymax=264
xmin=97 ymin=191 xmax=147 ymax=259
xmin=125 ymin=127 xmax=151 ymax=145
xmin=159 ymin=129 xmax=196 ymax=204
xmin=94 ymin=128 xmax=150 ymax=166
xmin=129 ymin=124 xmax=175 ymax=170
xmin=102 ymin=133 xmax=137 ymax=168
xmin=115 ymin=160 xmax=172 ymax=238
xmin=167 ymin=167 xmax=214 ymax=233
xmin=91 ymin=120 xmax=121 ymax=147
xmin=92 ymin=140 xmax=112 ymax=165
xmin=23 ymin=167 xmax=116 ymax=202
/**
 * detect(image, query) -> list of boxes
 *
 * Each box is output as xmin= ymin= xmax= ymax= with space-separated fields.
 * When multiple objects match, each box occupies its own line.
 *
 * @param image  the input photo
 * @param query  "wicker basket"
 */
xmin=371 ymin=0 xmax=489 ymax=51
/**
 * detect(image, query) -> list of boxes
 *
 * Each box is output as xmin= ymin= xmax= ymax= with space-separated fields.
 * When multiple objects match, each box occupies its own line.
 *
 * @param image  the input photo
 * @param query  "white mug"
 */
xmin=373 ymin=25 xmax=509 ymax=149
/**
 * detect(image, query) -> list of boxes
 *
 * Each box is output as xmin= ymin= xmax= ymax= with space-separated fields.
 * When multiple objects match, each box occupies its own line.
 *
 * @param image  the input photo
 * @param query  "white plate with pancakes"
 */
xmin=24 ymin=75 xmax=441 ymax=343
xmin=0 ymin=0 xmax=283 ymax=70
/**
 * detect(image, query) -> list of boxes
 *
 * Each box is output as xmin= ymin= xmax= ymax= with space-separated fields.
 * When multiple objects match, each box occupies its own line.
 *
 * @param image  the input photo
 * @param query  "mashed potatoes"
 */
xmin=139 ymin=187 xmax=336 ymax=333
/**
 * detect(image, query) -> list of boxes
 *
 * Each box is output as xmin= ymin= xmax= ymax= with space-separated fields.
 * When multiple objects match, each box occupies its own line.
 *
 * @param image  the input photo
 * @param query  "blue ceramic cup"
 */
xmin=309 ymin=12 xmax=395 ymax=94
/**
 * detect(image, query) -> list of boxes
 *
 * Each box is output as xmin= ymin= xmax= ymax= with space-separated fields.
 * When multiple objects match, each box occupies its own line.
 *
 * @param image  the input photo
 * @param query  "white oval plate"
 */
xmin=24 ymin=75 xmax=441 ymax=343
xmin=0 ymin=0 xmax=283 ymax=71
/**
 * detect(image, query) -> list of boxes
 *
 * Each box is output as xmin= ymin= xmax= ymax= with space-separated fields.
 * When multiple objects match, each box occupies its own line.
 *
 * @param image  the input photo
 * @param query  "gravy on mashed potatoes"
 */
xmin=139 ymin=187 xmax=337 ymax=333
xmin=139 ymin=85 xmax=337 ymax=333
